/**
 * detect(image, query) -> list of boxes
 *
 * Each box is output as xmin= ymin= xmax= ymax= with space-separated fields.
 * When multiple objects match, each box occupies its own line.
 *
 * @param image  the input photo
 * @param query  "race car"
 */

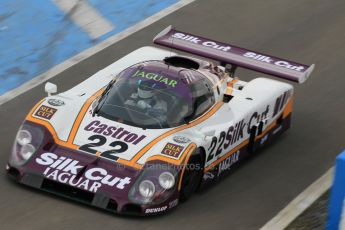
xmin=6 ymin=26 xmax=314 ymax=215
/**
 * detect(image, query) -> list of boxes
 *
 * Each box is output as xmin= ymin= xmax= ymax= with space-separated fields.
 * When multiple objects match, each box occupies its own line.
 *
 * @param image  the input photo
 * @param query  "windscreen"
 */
xmin=97 ymin=62 xmax=214 ymax=129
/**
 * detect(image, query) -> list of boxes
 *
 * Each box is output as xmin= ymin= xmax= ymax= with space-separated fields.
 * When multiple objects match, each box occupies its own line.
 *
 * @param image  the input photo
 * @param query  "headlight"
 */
xmin=128 ymin=163 xmax=178 ymax=205
xmin=158 ymin=172 xmax=175 ymax=190
xmin=20 ymin=144 xmax=36 ymax=160
xmin=10 ymin=123 xmax=44 ymax=167
xmin=17 ymin=130 xmax=32 ymax=146
xmin=139 ymin=180 xmax=155 ymax=199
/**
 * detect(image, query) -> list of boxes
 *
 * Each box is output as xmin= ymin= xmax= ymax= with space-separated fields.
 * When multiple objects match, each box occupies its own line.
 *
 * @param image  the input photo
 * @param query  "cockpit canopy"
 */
xmin=96 ymin=61 xmax=215 ymax=129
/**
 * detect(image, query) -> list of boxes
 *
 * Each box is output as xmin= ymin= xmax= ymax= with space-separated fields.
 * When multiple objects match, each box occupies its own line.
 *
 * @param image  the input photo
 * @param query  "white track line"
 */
xmin=260 ymin=167 xmax=334 ymax=230
xmin=52 ymin=0 xmax=115 ymax=39
xmin=0 ymin=0 xmax=196 ymax=106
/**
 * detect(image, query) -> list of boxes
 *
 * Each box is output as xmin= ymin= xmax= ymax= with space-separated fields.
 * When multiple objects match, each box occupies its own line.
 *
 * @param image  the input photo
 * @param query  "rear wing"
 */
xmin=153 ymin=26 xmax=314 ymax=84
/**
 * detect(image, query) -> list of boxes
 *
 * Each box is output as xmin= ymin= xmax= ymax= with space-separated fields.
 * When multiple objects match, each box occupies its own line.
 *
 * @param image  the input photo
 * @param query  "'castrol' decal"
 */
xmin=36 ymin=152 xmax=131 ymax=192
xmin=84 ymin=120 xmax=146 ymax=145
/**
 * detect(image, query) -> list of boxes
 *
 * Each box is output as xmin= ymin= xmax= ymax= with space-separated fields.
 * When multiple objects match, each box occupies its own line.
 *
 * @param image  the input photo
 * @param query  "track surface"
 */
xmin=1 ymin=0 xmax=345 ymax=229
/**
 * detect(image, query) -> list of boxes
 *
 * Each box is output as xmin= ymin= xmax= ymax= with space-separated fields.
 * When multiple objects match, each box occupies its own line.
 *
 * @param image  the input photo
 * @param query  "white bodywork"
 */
xmin=31 ymin=46 xmax=293 ymax=168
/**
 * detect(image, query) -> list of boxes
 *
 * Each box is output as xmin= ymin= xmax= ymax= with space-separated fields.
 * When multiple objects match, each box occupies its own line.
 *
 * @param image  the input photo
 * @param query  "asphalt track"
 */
xmin=1 ymin=0 xmax=345 ymax=229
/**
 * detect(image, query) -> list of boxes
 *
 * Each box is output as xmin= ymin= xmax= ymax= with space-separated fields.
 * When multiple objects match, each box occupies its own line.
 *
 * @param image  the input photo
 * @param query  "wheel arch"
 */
xmin=197 ymin=146 xmax=207 ymax=171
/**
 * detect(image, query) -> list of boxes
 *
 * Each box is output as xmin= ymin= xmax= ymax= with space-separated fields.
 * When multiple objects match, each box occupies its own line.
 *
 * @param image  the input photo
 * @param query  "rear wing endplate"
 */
xmin=153 ymin=26 xmax=314 ymax=84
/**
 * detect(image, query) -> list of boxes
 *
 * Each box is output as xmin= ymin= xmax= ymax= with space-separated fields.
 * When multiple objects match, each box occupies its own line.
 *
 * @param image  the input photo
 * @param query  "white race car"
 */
xmin=7 ymin=26 xmax=314 ymax=215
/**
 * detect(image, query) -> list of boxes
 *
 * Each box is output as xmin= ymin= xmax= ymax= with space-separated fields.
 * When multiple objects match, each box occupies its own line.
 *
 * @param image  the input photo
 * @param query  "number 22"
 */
xmin=79 ymin=135 xmax=128 ymax=161
xmin=206 ymin=131 xmax=226 ymax=162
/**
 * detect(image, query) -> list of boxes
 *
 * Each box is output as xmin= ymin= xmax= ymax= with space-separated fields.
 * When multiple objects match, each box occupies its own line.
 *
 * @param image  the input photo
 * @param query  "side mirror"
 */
xmin=91 ymin=99 xmax=98 ymax=110
xmin=45 ymin=82 xmax=57 ymax=96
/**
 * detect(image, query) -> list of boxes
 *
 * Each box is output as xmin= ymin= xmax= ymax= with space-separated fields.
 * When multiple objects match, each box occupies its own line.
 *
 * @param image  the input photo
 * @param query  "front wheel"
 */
xmin=180 ymin=148 xmax=204 ymax=201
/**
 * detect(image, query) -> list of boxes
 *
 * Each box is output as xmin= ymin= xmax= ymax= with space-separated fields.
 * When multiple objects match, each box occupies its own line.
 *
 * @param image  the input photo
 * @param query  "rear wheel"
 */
xmin=180 ymin=148 xmax=204 ymax=201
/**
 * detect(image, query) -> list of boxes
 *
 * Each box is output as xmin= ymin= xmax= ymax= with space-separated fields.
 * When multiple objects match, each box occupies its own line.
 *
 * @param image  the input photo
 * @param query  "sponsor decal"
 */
xmin=172 ymin=32 xmax=231 ymax=52
xmin=273 ymin=91 xmax=291 ymax=117
xmin=206 ymin=105 xmax=270 ymax=163
xmin=48 ymin=99 xmax=65 ymax=106
xmin=243 ymin=52 xmax=305 ymax=72
xmin=217 ymin=150 xmax=240 ymax=176
xmin=247 ymin=105 xmax=270 ymax=133
xmin=35 ymin=105 xmax=57 ymax=120
xmin=132 ymin=70 xmax=178 ymax=87
xmin=203 ymin=171 xmax=215 ymax=181
xmin=169 ymin=199 xmax=179 ymax=209
xmin=161 ymin=143 xmax=184 ymax=159
xmin=35 ymin=152 xmax=131 ymax=192
xmin=84 ymin=120 xmax=146 ymax=145
xmin=173 ymin=136 xmax=190 ymax=144
xmin=145 ymin=206 xmax=168 ymax=214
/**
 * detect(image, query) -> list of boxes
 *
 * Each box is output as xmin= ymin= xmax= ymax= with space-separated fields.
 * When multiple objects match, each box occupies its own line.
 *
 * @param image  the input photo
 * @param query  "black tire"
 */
xmin=180 ymin=148 xmax=204 ymax=201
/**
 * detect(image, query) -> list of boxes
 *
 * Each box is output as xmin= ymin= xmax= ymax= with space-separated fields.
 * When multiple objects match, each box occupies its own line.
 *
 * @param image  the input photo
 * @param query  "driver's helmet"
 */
xmin=137 ymin=80 xmax=156 ymax=99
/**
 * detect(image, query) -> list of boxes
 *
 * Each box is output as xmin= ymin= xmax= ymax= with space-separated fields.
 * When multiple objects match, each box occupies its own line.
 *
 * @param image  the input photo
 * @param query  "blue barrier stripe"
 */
xmin=327 ymin=151 xmax=345 ymax=230
xmin=0 ymin=0 xmax=91 ymax=95
xmin=0 ymin=0 xmax=178 ymax=96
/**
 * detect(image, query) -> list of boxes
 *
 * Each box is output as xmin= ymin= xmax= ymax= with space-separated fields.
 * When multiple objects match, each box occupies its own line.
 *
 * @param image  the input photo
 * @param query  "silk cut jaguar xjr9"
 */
xmin=7 ymin=26 xmax=314 ymax=215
